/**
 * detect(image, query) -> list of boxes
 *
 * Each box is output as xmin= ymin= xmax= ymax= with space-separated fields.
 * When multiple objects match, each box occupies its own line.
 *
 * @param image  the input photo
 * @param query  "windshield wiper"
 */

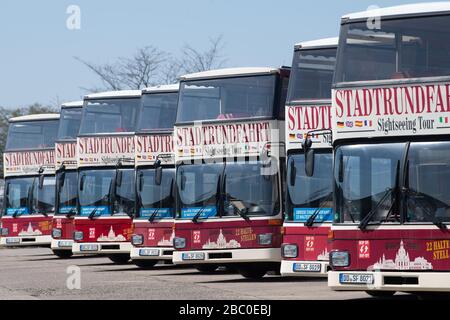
xmin=65 ymin=208 xmax=77 ymax=219
xmin=148 ymin=207 xmax=162 ymax=223
xmin=305 ymin=193 xmax=333 ymax=227
xmin=12 ymin=208 xmax=23 ymax=218
xmin=229 ymin=200 xmax=250 ymax=222
xmin=359 ymin=161 xmax=400 ymax=230
xmin=88 ymin=207 xmax=100 ymax=220
xmin=192 ymin=206 xmax=209 ymax=224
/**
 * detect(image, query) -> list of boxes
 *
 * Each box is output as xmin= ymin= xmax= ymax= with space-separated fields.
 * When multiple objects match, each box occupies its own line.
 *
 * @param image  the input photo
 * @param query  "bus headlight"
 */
xmin=73 ymin=231 xmax=84 ymax=241
xmin=173 ymin=237 xmax=186 ymax=249
xmin=1 ymin=228 xmax=8 ymax=236
xmin=330 ymin=251 xmax=350 ymax=267
xmin=258 ymin=233 xmax=273 ymax=245
xmin=52 ymin=228 xmax=62 ymax=238
xmin=282 ymin=244 xmax=298 ymax=258
xmin=131 ymin=234 xmax=144 ymax=246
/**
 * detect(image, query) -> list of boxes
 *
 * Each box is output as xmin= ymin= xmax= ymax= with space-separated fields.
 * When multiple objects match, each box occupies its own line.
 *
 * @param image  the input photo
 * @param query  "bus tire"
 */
xmin=108 ymin=254 xmax=130 ymax=264
xmin=52 ymin=250 xmax=73 ymax=259
xmin=195 ymin=264 xmax=219 ymax=273
xmin=134 ymin=260 xmax=158 ymax=269
xmin=238 ymin=267 xmax=267 ymax=279
xmin=365 ymin=290 xmax=396 ymax=298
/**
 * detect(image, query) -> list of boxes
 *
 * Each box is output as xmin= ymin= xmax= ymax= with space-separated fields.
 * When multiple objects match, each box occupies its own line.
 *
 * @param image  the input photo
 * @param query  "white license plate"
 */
xmin=139 ymin=249 xmax=160 ymax=256
xmin=339 ymin=273 xmax=374 ymax=284
xmin=293 ymin=263 xmax=322 ymax=272
xmin=58 ymin=241 xmax=73 ymax=247
xmin=6 ymin=238 xmax=20 ymax=244
xmin=80 ymin=244 xmax=99 ymax=251
xmin=182 ymin=252 xmax=205 ymax=260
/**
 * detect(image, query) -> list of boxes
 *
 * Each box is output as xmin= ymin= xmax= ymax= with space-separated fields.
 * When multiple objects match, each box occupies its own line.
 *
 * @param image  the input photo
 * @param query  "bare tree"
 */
xmin=75 ymin=46 xmax=168 ymax=92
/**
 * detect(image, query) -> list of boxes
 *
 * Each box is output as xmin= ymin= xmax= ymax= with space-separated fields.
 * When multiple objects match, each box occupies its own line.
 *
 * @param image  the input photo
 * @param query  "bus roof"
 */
xmin=84 ymin=90 xmax=142 ymax=100
xmin=142 ymin=84 xmax=179 ymax=94
xmin=294 ymin=37 xmax=339 ymax=50
xmin=343 ymin=2 xmax=450 ymax=21
xmin=61 ymin=100 xmax=83 ymax=109
xmin=9 ymin=113 xmax=60 ymax=123
xmin=179 ymin=67 xmax=280 ymax=81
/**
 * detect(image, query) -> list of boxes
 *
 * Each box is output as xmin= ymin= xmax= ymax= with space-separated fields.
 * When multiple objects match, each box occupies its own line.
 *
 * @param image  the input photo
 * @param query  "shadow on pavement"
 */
xmin=197 ymin=276 xmax=327 ymax=284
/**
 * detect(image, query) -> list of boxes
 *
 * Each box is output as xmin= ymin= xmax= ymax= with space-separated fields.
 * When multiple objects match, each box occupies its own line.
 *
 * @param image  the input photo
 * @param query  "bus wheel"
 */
xmin=238 ymin=267 xmax=267 ymax=279
xmin=195 ymin=264 xmax=219 ymax=273
xmin=108 ymin=254 xmax=130 ymax=264
xmin=52 ymin=250 xmax=73 ymax=259
xmin=365 ymin=290 xmax=396 ymax=298
xmin=134 ymin=260 xmax=158 ymax=269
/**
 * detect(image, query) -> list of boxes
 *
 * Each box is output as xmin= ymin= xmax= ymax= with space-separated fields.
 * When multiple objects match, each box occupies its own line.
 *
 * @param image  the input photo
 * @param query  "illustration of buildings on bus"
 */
xmin=369 ymin=241 xmax=432 ymax=270
xmin=202 ymin=229 xmax=241 ymax=249
xmin=157 ymin=231 xmax=175 ymax=246
xmin=18 ymin=223 xmax=43 ymax=236
xmin=317 ymin=249 xmax=329 ymax=261
xmin=97 ymin=226 xmax=126 ymax=242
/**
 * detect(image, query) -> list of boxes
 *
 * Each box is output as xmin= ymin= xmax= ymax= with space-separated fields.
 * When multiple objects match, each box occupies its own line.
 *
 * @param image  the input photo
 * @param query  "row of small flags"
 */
xmin=337 ymin=120 xmax=373 ymax=128
xmin=439 ymin=117 xmax=449 ymax=124
xmin=288 ymin=133 xmax=320 ymax=140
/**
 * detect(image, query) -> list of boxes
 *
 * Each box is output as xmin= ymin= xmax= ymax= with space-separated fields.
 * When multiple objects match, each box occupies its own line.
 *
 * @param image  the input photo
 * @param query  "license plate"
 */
xmin=80 ymin=244 xmax=99 ymax=251
xmin=293 ymin=263 xmax=322 ymax=272
xmin=339 ymin=273 xmax=374 ymax=284
xmin=182 ymin=252 xmax=205 ymax=260
xmin=6 ymin=238 xmax=20 ymax=244
xmin=58 ymin=241 xmax=73 ymax=247
xmin=139 ymin=249 xmax=160 ymax=256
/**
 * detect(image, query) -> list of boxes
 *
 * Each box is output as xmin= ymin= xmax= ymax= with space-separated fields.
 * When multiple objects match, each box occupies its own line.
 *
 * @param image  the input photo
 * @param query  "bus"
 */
xmin=327 ymin=3 xmax=450 ymax=296
xmin=131 ymin=84 xmax=179 ymax=268
xmin=51 ymin=101 xmax=83 ymax=258
xmin=281 ymin=38 xmax=337 ymax=277
xmin=1 ymin=114 xmax=59 ymax=247
xmin=172 ymin=67 xmax=290 ymax=278
xmin=72 ymin=90 xmax=141 ymax=264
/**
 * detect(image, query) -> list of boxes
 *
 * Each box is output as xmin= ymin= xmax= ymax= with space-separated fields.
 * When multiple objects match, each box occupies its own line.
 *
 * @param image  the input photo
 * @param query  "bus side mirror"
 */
xmin=155 ymin=160 xmax=162 ymax=186
xmin=116 ymin=170 xmax=123 ymax=187
xmin=79 ymin=174 xmax=86 ymax=191
xmin=138 ymin=171 xmax=144 ymax=192
xmin=38 ymin=175 xmax=44 ymax=189
xmin=338 ymin=152 xmax=344 ymax=183
xmin=289 ymin=160 xmax=296 ymax=186
xmin=305 ymin=149 xmax=315 ymax=177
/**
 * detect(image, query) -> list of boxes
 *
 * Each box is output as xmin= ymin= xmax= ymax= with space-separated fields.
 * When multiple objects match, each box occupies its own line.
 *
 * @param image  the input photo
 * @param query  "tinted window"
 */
xmin=6 ymin=120 xmax=59 ymax=150
xmin=137 ymin=93 xmax=178 ymax=132
xmin=57 ymin=108 xmax=82 ymax=140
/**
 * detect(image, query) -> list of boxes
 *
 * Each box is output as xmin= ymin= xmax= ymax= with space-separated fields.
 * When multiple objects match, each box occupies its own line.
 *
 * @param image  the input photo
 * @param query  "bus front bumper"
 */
xmin=280 ymin=259 xmax=328 ymax=277
xmin=72 ymin=242 xmax=132 ymax=255
xmin=131 ymin=247 xmax=174 ymax=261
xmin=0 ymin=235 xmax=52 ymax=247
xmin=328 ymin=270 xmax=450 ymax=292
xmin=173 ymin=248 xmax=281 ymax=265
xmin=50 ymin=239 xmax=73 ymax=251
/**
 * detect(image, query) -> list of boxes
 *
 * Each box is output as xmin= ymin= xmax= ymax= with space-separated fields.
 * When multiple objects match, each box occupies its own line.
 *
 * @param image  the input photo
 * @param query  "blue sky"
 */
xmin=0 ymin=0 xmax=440 ymax=107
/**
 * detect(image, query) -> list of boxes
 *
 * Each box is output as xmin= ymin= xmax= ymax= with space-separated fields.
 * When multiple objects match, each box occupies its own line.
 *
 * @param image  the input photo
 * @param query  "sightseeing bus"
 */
xmin=281 ymin=38 xmax=337 ymax=277
xmin=327 ymin=3 xmax=450 ymax=296
xmin=72 ymin=90 xmax=141 ymax=264
xmin=1 ymin=114 xmax=59 ymax=247
xmin=131 ymin=84 xmax=179 ymax=268
xmin=51 ymin=101 xmax=83 ymax=258
xmin=172 ymin=67 xmax=290 ymax=278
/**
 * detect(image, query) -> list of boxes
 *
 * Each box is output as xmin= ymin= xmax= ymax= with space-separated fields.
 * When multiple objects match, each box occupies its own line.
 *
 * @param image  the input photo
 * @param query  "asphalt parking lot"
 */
xmin=0 ymin=247 xmax=417 ymax=300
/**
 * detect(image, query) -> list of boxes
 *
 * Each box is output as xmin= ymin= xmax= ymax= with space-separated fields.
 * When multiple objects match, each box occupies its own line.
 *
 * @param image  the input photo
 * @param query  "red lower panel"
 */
xmin=73 ymin=217 xmax=132 ymax=243
xmin=133 ymin=220 xmax=174 ymax=247
xmin=282 ymin=225 xmax=330 ymax=261
xmin=1 ymin=216 xmax=52 ymax=236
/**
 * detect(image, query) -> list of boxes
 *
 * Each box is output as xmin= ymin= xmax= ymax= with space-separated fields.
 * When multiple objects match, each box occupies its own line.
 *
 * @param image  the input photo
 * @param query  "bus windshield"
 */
xmin=287 ymin=152 xmax=333 ymax=222
xmin=57 ymin=108 xmax=82 ymax=140
xmin=137 ymin=93 xmax=178 ymax=132
xmin=6 ymin=120 xmax=59 ymax=151
xmin=177 ymin=75 xmax=277 ymax=122
xmin=56 ymin=171 xmax=78 ymax=215
xmin=335 ymin=14 xmax=450 ymax=83
xmin=32 ymin=176 xmax=56 ymax=215
xmin=287 ymin=48 xmax=336 ymax=102
xmin=176 ymin=163 xmax=223 ymax=218
xmin=136 ymin=168 xmax=175 ymax=219
xmin=3 ymin=177 xmax=34 ymax=216
xmin=334 ymin=143 xmax=405 ymax=223
xmin=79 ymin=98 xmax=140 ymax=135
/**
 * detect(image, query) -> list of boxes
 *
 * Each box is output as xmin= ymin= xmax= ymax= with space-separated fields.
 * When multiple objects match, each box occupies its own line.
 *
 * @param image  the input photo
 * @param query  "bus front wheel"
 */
xmin=52 ymin=250 xmax=73 ymax=259
xmin=134 ymin=260 xmax=158 ymax=269
xmin=108 ymin=254 xmax=130 ymax=264
xmin=365 ymin=290 xmax=396 ymax=298
xmin=195 ymin=264 xmax=219 ymax=273
xmin=237 ymin=267 xmax=267 ymax=279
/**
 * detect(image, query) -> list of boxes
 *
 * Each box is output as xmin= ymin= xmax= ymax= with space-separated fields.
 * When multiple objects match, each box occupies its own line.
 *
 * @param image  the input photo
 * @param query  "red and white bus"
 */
xmin=172 ymin=67 xmax=290 ymax=278
xmin=328 ymin=3 xmax=450 ymax=296
xmin=1 ymin=114 xmax=59 ymax=247
xmin=131 ymin=84 xmax=179 ymax=268
xmin=281 ymin=38 xmax=337 ymax=276
xmin=51 ymin=101 xmax=83 ymax=258
xmin=72 ymin=90 xmax=141 ymax=264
